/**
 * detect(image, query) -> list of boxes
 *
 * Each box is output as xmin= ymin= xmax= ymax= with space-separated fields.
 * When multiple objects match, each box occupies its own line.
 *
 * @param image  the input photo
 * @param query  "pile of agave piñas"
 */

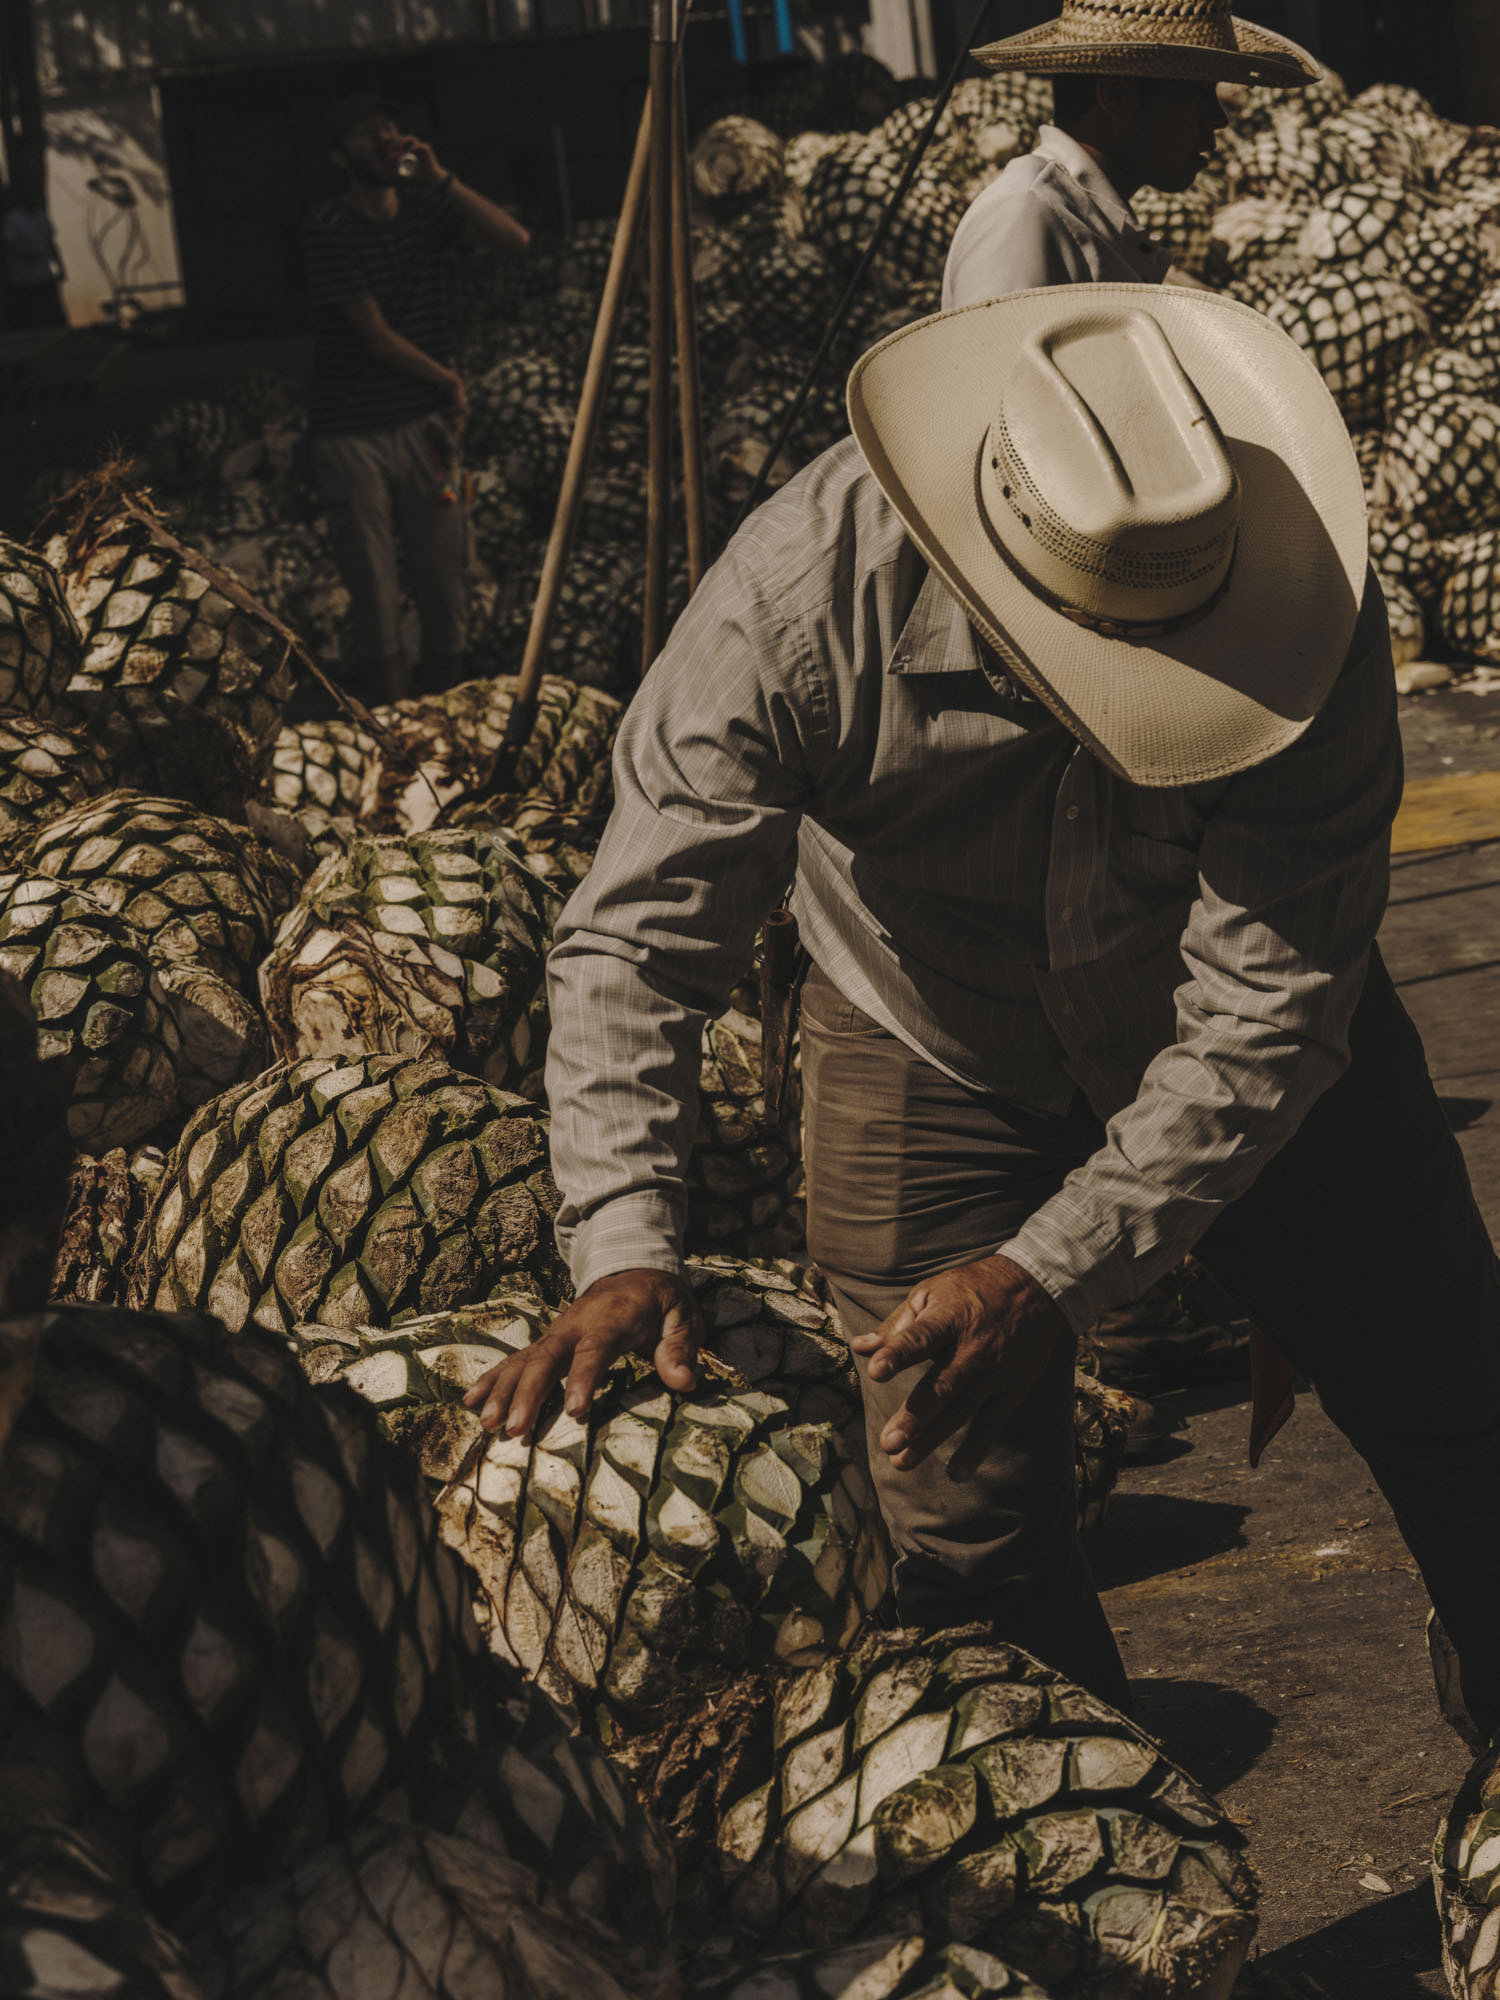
xmin=112 ymin=55 xmax=1500 ymax=696
xmin=0 ymin=464 xmax=1282 ymax=1997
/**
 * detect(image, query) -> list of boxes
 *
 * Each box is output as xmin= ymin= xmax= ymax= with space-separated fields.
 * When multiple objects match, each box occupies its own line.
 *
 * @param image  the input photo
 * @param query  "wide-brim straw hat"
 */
xmin=846 ymin=284 xmax=1368 ymax=788
xmin=973 ymin=0 xmax=1320 ymax=86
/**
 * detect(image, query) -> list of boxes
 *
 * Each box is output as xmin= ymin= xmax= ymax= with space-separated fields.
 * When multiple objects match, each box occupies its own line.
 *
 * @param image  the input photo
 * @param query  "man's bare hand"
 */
xmin=849 ymin=1254 xmax=1068 ymax=1474
xmin=462 ymin=1268 xmax=701 ymax=1440
xmin=395 ymin=133 xmax=447 ymax=187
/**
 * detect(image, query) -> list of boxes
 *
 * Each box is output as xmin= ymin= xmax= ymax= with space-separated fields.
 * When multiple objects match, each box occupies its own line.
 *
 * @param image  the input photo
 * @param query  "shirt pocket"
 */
xmin=1121 ymin=831 xmax=1202 ymax=897
xmin=1114 ymin=787 xmax=1212 ymax=897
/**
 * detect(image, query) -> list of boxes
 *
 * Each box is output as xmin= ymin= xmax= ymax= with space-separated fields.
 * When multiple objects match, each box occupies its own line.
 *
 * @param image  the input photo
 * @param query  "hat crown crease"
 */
xmin=984 ymin=311 xmax=1241 ymax=626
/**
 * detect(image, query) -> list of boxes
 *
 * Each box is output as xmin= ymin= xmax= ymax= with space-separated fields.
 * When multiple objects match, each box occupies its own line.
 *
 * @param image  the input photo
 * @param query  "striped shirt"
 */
xmin=546 ymin=436 xmax=1400 ymax=1334
xmin=304 ymin=188 xmax=464 ymax=437
xmin=943 ymin=125 xmax=1173 ymax=308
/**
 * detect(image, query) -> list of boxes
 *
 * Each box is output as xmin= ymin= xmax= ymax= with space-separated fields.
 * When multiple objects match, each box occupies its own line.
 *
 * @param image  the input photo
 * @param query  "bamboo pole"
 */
xmin=643 ymin=0 xmax=678 ymax=673
xmin=672 ymin=45 xmax=708 ymax=592
xmin=491 ymin=91 xmax=653 ymax=786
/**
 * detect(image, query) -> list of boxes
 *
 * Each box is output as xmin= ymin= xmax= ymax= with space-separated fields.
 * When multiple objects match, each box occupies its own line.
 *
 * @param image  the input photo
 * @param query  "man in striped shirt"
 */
xmin=303 ymin=95 xmax=529 ymax=703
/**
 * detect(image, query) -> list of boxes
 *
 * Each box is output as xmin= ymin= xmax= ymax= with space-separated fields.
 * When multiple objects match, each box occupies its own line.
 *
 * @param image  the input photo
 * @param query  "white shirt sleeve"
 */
xmin=942 ymin=182 xmax=1091 ymax=309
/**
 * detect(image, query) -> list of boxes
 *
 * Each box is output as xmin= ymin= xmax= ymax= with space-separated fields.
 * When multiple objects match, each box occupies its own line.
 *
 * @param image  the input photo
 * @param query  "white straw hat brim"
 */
xmin=847 ymin=285 xmax=1368 ymax=789
xmin=973 ymin=13 xmax=1320 ymax=84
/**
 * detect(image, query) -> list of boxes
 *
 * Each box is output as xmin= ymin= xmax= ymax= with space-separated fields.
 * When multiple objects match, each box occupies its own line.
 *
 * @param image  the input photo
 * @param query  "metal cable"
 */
xmin=731 ymin=0 xmax=1000 ymax=531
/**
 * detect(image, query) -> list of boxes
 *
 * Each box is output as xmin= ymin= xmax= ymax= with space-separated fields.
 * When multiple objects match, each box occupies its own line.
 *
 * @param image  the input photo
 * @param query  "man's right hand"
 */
xmin=462 ymin=1268 xmax=701 ymax=1440
xmin=443 ymin=371 xmax=469 ymax=428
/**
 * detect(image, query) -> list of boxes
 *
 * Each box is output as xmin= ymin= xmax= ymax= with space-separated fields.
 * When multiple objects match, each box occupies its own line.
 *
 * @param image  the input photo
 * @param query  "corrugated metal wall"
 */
xmin=36 ymin=0 xmax=497 ymax=94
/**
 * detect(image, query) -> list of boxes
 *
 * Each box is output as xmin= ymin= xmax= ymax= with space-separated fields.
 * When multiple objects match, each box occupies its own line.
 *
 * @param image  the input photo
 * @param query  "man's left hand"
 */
xmin=849 ymin=1253 xmax=1069 ymax=1474
xmin=396 ymin=135 xmax=449 ymax=187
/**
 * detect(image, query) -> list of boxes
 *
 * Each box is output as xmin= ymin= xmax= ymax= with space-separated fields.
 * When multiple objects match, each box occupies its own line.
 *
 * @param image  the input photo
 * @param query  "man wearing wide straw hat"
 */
xmin=465 ymin=282 xmax=1500 ymax=1733
xmin=943 ymin=0 xmax=1318 ymax=309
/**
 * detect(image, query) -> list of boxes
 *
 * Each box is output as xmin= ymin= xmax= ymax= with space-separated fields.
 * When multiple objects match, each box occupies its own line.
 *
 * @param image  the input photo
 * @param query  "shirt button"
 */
xmin=1065 ymin=805 xmax=1081 ymax=821
xmin=1061 ymin=1000 xmax=1076 ymax=1015
xmin=1061 ymin=905 xmax=1074 ymax=921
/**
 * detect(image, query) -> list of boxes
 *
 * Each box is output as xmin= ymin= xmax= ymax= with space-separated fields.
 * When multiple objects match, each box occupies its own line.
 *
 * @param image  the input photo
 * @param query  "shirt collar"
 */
xmin=887 ymin=566 xmax=983 ymax=676
xmin=1034 ymin=124 xmax=1139 ymax=229
xmin=1032 ymin=124 xmax=1166 ymax=275
xmin=886 ymin=565 xmax=1044 ymax=710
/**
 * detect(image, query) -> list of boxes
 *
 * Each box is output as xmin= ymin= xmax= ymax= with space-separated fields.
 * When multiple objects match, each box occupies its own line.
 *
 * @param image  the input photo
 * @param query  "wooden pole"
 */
xmin=643 ymin=0 xmax=678 ymax=674
xmin=492 ymin=92 xmax=653 ymax=783
xmin=671 ymin=45 xmax=708 ymax=592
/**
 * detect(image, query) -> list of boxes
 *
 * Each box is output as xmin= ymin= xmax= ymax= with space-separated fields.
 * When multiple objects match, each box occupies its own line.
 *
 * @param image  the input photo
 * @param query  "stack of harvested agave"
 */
xmin=0 ymin=466 xmax=1283 ymax=1996
xmin=112 ymin=52 xmax=1500 ymax=695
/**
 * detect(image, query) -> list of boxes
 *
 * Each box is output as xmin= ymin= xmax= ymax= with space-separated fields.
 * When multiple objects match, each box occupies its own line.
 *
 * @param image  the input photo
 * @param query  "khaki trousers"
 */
xmin=801 ymin=953 xmax=1500 ymax=1732
xmin=310 ymin=412 xmax=470 ymax=676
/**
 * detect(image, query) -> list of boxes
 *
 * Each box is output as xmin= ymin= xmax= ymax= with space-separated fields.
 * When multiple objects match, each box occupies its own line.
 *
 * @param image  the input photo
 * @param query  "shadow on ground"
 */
xmin=1127 ymin=1677 xmax=1277 ymax=1793
xmin=1089 ymin=1491 xmax=1250 ymax=1588
xmin=1439 ymin=1093 xmax=1492 ymax=1132
xmin=1256 ymin=1885 xmax=1445 ymax=2000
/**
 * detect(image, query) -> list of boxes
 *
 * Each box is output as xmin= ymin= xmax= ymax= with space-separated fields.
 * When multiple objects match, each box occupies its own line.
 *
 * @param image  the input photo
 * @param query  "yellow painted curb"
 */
xmin=1393 ymin=769 xmax=1500 ymax=855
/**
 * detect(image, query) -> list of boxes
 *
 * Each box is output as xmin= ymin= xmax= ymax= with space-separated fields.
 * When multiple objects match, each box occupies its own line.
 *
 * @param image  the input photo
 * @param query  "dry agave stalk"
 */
xmin=42 ymin=467 xmax=296 ymax=801
xmin=359 ymin=674 xmax=621 ymax=835
xmin=51 ymin=1143 xmax=166 ymax=1306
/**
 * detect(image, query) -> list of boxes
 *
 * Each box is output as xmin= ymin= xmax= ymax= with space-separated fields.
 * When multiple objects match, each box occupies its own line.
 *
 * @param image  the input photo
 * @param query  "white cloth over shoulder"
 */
xmin=942 ymin=125 xmax=1172 ymax=308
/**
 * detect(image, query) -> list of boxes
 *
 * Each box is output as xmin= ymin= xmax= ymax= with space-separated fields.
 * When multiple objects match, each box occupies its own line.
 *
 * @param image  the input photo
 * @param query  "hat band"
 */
xmin=990 ymin=419 xmax=1236 ymax=598
xmin=1050 ymin=556 xmax=1238 ymax=639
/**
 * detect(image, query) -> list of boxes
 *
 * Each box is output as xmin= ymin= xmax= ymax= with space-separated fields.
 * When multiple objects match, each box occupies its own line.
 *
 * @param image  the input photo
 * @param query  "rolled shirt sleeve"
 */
xmin=1001 ymin=578 xmax=1404 ymax=1333
xmin=545 ymin=538 xmax=818 ymax=1293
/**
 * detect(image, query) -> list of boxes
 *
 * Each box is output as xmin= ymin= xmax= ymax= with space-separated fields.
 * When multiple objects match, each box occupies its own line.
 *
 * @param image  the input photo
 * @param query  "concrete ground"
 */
xmin=1097 ymin=679 xmax=1500 ymax=1995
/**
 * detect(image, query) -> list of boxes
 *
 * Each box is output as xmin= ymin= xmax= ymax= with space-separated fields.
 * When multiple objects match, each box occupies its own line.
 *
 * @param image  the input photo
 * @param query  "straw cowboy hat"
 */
xmin=846 ymin=284 xmax=1369 ymax=787
xmin=972 ymin=0 xmax=1320 ymax=87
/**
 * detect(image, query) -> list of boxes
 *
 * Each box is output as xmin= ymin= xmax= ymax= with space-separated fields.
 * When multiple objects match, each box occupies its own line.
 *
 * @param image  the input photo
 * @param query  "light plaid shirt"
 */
xmin=546 ymin=437 xmax=1400 ymax=1334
